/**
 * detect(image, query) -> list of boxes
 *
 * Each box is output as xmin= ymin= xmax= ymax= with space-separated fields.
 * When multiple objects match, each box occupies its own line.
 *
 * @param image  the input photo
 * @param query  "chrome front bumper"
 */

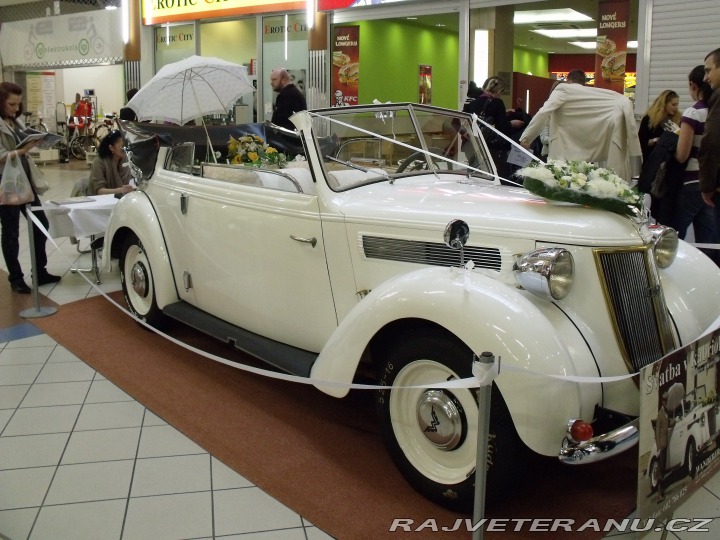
xmin=558 ymin=418 xmax=639 ymax=464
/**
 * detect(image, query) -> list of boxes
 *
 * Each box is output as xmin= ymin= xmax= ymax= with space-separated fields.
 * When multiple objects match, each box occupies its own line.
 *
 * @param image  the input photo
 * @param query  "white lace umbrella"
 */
xmin=127 ymin=55 xmax=254 ymax=125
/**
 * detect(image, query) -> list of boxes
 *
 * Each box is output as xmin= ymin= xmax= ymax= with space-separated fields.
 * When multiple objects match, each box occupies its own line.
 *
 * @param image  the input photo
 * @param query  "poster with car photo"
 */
xmin=637 ymin=329 xmax=720 ymax=521
xmin=331 ymin=26 xmax=359 ymax=107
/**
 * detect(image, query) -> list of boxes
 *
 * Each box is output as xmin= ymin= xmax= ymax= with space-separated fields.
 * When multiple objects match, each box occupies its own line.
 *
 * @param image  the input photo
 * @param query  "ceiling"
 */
xmin=399 ymin=0 xmax=639 ymax=55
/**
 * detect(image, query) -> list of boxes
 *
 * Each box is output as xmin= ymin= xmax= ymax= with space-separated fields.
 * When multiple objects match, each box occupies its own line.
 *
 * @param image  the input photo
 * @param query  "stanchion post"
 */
xmin=472 ymin=351 xmax=498 ymax=540
xmin=19 ymin=203 xmax=57 ymax=318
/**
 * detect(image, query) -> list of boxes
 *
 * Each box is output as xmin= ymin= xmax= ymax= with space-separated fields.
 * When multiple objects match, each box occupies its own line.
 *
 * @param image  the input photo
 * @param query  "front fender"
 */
xmin=661 ymin=240 xmax=720 ymax=343
xmin=312 ymin=266 xmax=603 ymax=456
xmin=102 ymin=191 xmax=179 ymax=309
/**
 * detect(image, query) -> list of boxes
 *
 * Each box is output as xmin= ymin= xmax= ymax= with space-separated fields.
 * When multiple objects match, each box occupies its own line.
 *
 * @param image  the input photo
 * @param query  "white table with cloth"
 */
xmin=43 ymin=194 xmax=119 ymax=283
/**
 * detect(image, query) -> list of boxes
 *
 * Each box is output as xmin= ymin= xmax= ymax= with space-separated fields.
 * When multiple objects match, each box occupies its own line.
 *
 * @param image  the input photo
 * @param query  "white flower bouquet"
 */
xmin=517 ymin=159 xmax=642 ymax=216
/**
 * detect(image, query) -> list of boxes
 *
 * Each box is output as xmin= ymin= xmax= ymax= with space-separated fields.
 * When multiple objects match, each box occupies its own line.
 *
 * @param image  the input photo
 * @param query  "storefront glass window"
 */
xmin=261 ymin=14 xmax=309 ymax=122
xmin=155 ymin=24 xmax=196 ymax=72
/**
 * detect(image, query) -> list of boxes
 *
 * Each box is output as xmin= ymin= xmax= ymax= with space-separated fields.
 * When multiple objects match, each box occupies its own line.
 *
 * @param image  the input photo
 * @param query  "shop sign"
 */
xmin=594 ymin=0 xmax=629 ymax=93
xmin=637 ymin=328 xmax=720 ymax=521
xmin=318 ymin=0 xmax=413 ymax=9
xmin=0 ymin=10 xmax=124 ymax=67
xmin=331 ymin=26 xmax=359 ymax=107
xmin=142 ymin=0 xmax=306 ymax=25
xmin=263 ymin=14 xmax=309 ymax=43
xmin=155 ymin=24 xmax=195 ymax=47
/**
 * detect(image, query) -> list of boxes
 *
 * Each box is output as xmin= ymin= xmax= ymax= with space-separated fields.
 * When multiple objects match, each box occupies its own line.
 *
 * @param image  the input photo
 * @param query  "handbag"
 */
xmin=477 ymin=99 xmax=502 ymax=149
xmin=0 ymin=153 xmax=34 ymax=205
xmin=29 ymin=159 xmax=49 ymax=194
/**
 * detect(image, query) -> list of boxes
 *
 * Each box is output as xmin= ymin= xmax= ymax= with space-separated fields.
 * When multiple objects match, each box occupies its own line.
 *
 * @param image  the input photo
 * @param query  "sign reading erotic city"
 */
xmin=0 ymin=10 xmax=123 ymax=67
xmin=141 ymin=0 xmax=416 ymax=25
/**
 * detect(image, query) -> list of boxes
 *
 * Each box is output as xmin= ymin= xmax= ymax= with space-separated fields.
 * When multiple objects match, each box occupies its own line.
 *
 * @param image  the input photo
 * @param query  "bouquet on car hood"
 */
xmin=517 ymin=159 xmax=642 ymax=217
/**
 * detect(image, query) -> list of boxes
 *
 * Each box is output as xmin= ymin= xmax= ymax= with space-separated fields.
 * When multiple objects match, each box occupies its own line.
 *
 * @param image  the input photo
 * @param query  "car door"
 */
xmin=173 ymin=178 xmax=337 ymax=354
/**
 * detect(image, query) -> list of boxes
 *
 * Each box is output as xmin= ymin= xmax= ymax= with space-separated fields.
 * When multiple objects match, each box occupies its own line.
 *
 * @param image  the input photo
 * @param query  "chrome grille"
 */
xmin=596 ymin=249 xmax=674 ymax=372
xmin=362 ymin=236 xmax=502 ymax=271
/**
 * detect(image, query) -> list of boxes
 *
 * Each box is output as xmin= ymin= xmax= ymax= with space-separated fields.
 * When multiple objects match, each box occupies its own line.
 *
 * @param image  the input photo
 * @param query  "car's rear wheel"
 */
xmin=120 ymin=234 xmax=165 ymax=327
xmin=375 ymin=329 xmax=526 ymax=512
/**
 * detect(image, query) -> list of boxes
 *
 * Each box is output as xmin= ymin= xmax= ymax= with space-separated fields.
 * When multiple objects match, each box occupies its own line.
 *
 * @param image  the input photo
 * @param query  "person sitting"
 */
xmin=119 ymin=88 xmax=139 ymax=121
xmin=89 ymin=130 xmax=134 ymax=196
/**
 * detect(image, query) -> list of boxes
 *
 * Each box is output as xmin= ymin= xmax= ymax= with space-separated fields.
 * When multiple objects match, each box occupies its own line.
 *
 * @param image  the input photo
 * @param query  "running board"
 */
xmin=162 ymin=301 xmax=317 ymax=377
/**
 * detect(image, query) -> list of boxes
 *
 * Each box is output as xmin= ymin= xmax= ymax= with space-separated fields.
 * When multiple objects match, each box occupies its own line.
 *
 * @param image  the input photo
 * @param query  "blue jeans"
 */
xmin=671 ymin=183 xmax=720 ymax=265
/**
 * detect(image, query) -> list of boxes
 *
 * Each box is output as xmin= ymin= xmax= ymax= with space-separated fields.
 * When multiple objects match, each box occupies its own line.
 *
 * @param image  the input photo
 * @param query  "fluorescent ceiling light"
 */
xmin=533 ymin=28 xmax=598 ymax=38
xmin=627 ymin=41 xmax=638 ymax=48
xmin=514 ymin=9 xmax=593 ymax=24
xmin=569 ymin=42 xmax=597 ymax=50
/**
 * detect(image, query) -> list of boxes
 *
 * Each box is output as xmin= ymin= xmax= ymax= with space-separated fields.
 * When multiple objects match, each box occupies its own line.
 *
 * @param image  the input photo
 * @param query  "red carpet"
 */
xmin=32 ymin=293 xmax=638 ymax=539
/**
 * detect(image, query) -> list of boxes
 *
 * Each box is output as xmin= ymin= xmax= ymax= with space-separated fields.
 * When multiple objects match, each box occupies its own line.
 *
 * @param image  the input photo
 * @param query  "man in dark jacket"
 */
xmin=270 ymin=68 xmax=307 ymax=130
xmin=700 ymin=48 xmax=720 ymax=208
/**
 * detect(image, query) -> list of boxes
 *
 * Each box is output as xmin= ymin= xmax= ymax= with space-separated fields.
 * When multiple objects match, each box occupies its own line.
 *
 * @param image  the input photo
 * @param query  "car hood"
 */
xmin=331 ymin=175 xmax=646 ymax=246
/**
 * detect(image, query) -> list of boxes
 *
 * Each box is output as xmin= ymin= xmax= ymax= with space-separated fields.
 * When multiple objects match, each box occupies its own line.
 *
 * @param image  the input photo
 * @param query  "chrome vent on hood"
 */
xmin=361 ymin=236 xmax=502 ymax=271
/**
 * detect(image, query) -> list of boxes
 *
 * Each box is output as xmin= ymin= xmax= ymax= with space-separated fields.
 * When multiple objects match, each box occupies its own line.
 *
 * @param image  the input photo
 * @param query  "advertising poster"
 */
xmin=637 ymin=330 xmax=720 ymax=521
xmin=331 ymin=26 xmax=359 ymax=107
xmin=594 ymin=0 xmax=629 ymax=93
xmin=419 ymin=65 xmax=432 ymax=104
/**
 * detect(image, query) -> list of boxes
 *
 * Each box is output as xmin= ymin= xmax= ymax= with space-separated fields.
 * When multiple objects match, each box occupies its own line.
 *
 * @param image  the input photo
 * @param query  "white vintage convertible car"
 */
xmin=105 ymin=103 xmax=720 ymax=511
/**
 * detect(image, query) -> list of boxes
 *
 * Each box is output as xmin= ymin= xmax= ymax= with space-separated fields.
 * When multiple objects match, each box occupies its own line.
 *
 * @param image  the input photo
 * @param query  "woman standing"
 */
xmin=638 ymin=89 xmax=680 ymax=161
xmin=0 ymin=82 xmax=60 ymax=294
xmin=463 ymin=77 xmax=522 ymax=181
xmin=88 ymin=130 xmax=134 ymax=196
xmin=671 ymin=65 xmax=719 ymax=265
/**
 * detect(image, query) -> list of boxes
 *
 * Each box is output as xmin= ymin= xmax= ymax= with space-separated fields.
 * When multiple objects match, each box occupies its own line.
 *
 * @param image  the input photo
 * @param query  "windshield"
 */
xmin=309 ymin=104 xmax=497 ymax=191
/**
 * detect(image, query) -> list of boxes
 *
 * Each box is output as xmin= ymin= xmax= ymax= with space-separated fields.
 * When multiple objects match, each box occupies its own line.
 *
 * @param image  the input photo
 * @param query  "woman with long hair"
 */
xmin=88 ymin=130 xmax=134 ymax=196
xmin=670 ymin=65 xmax=719 ymax=265
xmin=0 ymin=82 xmax=60 ymax=294
xmin=462 ymin=76 xmax=520 ymax=180
xmin=638 ymin=89 xmax=681 ymax=161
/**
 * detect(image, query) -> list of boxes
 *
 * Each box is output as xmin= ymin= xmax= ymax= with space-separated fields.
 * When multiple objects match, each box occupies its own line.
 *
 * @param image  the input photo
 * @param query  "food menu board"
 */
xmin=331 ymin=26 xmax=359 ymax=107
xmin=594 ymin=0 xmax=629 ymax=93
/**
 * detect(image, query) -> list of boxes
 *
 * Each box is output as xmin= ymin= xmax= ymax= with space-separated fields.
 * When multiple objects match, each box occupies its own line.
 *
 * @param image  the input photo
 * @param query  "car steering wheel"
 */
xmin=396 ymin=147 xmax=445 ymax=173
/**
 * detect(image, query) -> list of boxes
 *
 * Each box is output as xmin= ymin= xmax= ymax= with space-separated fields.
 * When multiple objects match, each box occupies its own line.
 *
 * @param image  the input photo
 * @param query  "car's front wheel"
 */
xmin=375 ymin=329 xmax=526 ymax=512
xmin=648 ymin=456 xmax=659 ymax=492
xmin=120 ymin=233 xmax=165 ymax=327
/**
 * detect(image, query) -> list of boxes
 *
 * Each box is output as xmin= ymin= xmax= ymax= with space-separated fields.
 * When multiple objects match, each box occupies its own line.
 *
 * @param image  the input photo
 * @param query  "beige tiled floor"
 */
xmin=0 ymin=162 xmax=333 ymax=539
xmin=1 ymin=161 xmax=719 ymax=538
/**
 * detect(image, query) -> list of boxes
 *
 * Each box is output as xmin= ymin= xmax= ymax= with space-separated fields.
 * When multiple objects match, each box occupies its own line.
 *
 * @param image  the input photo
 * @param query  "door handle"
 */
xmin=290 ymin=235 xmax=317 ymax=248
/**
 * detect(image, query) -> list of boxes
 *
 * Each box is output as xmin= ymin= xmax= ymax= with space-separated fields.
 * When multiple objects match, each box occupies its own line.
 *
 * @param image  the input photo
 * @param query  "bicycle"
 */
xmin=68 ymin=114 xmax=115 ymax=160
xmin=23 ymin=111 xmax=48 ymax=132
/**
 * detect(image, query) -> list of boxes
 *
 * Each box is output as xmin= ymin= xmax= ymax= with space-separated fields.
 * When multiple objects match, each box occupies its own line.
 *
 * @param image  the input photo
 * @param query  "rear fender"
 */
xmin=312 ymin=266 xmax=602 ymax=456
xmin=102 ymin=191 xmax=179 ymax=309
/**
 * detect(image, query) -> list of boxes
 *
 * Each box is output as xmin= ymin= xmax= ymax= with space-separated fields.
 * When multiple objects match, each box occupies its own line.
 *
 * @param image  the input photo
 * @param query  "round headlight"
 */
xmin=513 ymin=248 xmax=575 ymax=301
xmin=548 ymin=249 xmax=575 ymax=300
xmin=650 ymin=226 xmax=678 ymax=268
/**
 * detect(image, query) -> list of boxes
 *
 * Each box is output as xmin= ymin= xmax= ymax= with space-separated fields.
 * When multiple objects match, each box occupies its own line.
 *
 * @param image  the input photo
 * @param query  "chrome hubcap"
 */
xmin=417 ymin=389 xmax=464 ymax=450
xmin=130 ymin=262 xmax=148 ymax=298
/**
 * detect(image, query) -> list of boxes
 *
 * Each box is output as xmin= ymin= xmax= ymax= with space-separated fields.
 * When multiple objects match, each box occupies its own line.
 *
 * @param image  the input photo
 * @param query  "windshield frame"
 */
xmin=307 ymin=103 xmax=499 ymax=192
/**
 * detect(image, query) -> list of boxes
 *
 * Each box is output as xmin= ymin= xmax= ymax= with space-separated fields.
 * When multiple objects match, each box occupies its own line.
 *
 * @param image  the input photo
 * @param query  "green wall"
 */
xmin=513 ymin=47 xmax=549 ymax=78
xmin=353 ymin=20 xmax=459 ymax=109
